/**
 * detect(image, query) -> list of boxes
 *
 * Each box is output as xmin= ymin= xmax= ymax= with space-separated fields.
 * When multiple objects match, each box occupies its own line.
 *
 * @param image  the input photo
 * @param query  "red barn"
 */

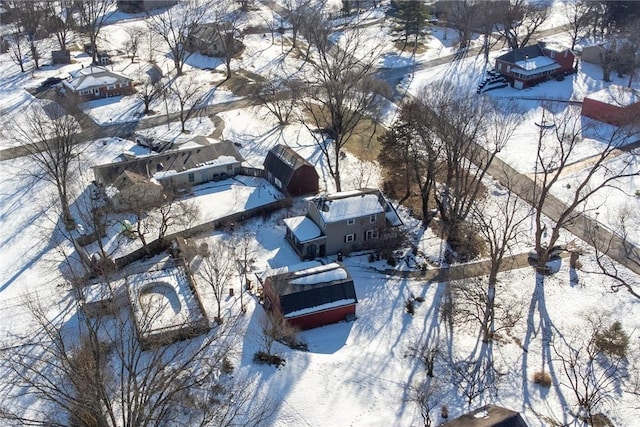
xmin=581 ymin=85 xmax=640 ymax=126
xmin=263 ymin=145 xmax=319 ymax=197
xmin=495 ymin=41 xmax=575 ymax=89
xmin=261 ymin=262 xmax=357 ymax=330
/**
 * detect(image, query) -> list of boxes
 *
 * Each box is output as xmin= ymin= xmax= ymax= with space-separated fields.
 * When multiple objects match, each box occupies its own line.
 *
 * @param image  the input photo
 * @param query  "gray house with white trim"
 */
xmin=284 ymin=188 xmax=402 ymax=259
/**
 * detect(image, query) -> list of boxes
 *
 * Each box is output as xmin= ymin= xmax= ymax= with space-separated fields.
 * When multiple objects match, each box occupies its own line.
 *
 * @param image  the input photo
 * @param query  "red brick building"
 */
xmin=63 ymin=65 xmax=134 ymax=100
xmin=581 ymin=85 xmax=640 ymax=126
xmin=495 ymin=41 xmax=576 ymax=89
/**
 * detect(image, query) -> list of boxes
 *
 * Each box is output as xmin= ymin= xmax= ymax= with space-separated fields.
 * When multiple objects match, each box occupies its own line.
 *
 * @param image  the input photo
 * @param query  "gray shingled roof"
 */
xmin=263 ymin=144 xmax=315 ymax=185
xmin=496 ymin=44 xmax=544 ymax=65
xmin=94 ymin=140 xmax=244 ymax=187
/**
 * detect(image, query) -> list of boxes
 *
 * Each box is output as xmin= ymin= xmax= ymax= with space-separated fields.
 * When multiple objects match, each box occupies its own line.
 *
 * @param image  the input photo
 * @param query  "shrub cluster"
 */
xmin=533 ymin=370 xmax=552 ymax=388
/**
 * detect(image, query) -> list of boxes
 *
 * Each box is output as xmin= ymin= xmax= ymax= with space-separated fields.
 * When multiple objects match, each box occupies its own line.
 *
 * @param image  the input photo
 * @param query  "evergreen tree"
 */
xmin=390 ymin=1 xmax=430 ymax=52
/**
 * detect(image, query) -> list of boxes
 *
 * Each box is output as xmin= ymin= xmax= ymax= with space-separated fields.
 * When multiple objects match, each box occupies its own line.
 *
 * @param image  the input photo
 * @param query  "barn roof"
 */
xmin=94 ymin=140 xmax=244 ymax=187
xmin=442 ymin=405 xmax=528 ymax=427
xmin=263 ymin=144 xmax=317 ymax=185
xmin=265 ymin=262 xmax=357 ymax=316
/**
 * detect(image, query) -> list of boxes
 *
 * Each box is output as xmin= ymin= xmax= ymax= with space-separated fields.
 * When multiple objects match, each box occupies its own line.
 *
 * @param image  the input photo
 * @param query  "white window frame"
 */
xmin=365 ymin=229 xmax=379 ymax=241
xmin=346 ymin=218 xmax=355 ymax=225
xmin=345 ymin=233 xmax=355 ymax=242
xmin=369 ymin=215 xmax=376 ymax=223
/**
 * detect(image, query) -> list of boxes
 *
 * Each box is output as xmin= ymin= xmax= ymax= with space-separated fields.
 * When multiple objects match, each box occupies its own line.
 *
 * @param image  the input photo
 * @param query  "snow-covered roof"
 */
xmin=514 ymin=55 xmax=557 ymax=71
xmin=283 ymin=216 xmax=324 ymax=243
xmin=289 ymin=263 xmax=348 ymax=285
xmin=260 ymin=261 xmax=323 ymax=281
xmin=585 ymin=85 xmax=640 ymax=107
xmin=318 ymin=192 xmax=384 ymax=222
xmin=63 ymin=65 xmax=132 ymax=92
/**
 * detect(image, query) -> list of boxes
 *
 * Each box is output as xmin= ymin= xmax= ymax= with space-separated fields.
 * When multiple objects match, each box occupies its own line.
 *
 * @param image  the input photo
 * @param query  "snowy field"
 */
xmin=1 ymin=1 xmax=640 ymax=426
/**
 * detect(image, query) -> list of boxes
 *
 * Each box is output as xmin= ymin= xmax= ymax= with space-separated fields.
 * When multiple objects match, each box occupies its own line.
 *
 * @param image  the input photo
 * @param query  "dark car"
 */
xmin=37 ymin=77 xmax=63 ymax=92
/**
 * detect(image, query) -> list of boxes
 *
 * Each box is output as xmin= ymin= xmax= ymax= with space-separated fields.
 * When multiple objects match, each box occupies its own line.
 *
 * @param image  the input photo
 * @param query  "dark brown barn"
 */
xmin=581 ymin=85 xmax=640 ymax=126
xmin=263 ymin=145 xmax=319 ymax=197
xmin=261 ymin=262 xmax=357 ymax=330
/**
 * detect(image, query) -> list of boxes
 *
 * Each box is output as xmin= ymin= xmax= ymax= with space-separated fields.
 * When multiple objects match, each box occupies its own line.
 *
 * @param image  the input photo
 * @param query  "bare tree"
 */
xmin=564 ymin=0 xmax=591 ymax=50
xmin=75 ymin=0 xmax=114 ymax=64
xmin=585 ymin=208 xmax=640 ymax=300
xmin=530 ymin=103 xmax=640 ymax=270
xmin=470 ymin=173 xmax=531 ymax=342
xmin=16 ymin=104 xmax=81 ymax=229
xmin=195 ymin=238 xmax=236 ymax=323
xmin=8 ymin=31 xmax=27 ymax=73
xmin=165 ymin=72 xmax=208 ymax=133
xmin=125 ymin=25 xmax=145 ymax=63
xmin=11 ymin=0 xmax=46 ymax=69
xmin=417 ymin=82 xmax=522 ymax=261
xmin=214 ymin=9 xmax=243 ymax=79
xmin=299 ymin=18 xmax=388 ymax=191
xmin=233 ymin=232 xmax=255 ymax=313
xmin=116 ymin=184 xmax=199 ymax=252
xmin=553 ymin=314 xmax=629 ymax=425
xmin=255 ymin=76 xmax=303 ymax=126
xmin=147 ymin=0 xmax=210 ymax=76
xmin=410 ymin=378 xmax=444 ymax=427
xmin=283 ymin=0 xmax=320 ymax=50
xmin=0 ymin=289 xmax=269 ymax=426
xmin=43 ymin=0 xmax=74 ymax=51
xmin=136 ymin=76 xmax=162 ymax=115
xmin=496 ymin=0 xmax=550 ymax=50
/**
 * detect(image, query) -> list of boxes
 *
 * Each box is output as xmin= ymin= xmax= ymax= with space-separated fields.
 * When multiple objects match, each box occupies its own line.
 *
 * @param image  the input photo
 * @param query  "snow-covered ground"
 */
xmin=1 ymin=1 xmax=640 ymax=426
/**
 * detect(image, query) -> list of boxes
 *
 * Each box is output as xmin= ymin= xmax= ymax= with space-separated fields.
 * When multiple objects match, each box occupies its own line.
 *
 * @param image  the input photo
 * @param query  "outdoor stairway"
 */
xmin=477 ymin=69 xmax=508 ymax=93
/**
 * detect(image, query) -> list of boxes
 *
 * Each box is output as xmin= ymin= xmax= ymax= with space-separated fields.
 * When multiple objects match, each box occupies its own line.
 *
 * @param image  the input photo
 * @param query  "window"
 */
xmin=369 ymin=215 xmax=376 ymax=223
xmin=226 ymin=164 xmax=233 ymax=171
xmin=274 ymin=177 xmax=282 ymax=188
xmin=344 ymin=233 xmax=355 ymax=243
xmin=188 ymin=173 xmax=195 ymax=183
xmin=365 ymin=229 xmax=379 ymax=241
xmin=346 ymin=218 xmax=355 ymax=225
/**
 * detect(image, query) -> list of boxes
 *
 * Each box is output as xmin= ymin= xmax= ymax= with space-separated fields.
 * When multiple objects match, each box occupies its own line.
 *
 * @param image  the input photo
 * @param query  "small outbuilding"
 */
xmin=261 ymin=262 xmax=357 ymax=330
xmin=442 ymin=404 xmax=528 ymax=427
xmin=263 ymin=144 xmax=319 ymax=197
xmin=581 ymin=85 xmax=640 ymax=126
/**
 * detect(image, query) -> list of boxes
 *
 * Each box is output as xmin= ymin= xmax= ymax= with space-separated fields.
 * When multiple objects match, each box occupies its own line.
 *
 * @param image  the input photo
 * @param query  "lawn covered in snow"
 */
xmin=1 ymin=1 xmax=639 ymax=426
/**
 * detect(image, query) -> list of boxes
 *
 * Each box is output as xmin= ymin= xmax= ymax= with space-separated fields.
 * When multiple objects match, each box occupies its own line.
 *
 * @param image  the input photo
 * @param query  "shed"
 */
xmin=263 ymin=144 xmax=319 ymax=196
xmin=262 ymin=262 xmax=357 ymax=330
xmin=52 ymin=49 xmax=71 ymax=65
xmin=581 ymin=85 xmax=640 ymax=126
xmin=442 ymin=404 xmax=528 ymax=427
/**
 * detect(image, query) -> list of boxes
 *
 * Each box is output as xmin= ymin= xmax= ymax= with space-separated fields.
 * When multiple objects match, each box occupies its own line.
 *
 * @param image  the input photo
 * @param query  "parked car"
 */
xmin=36 ymin=76 xmax=63 ymax=92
